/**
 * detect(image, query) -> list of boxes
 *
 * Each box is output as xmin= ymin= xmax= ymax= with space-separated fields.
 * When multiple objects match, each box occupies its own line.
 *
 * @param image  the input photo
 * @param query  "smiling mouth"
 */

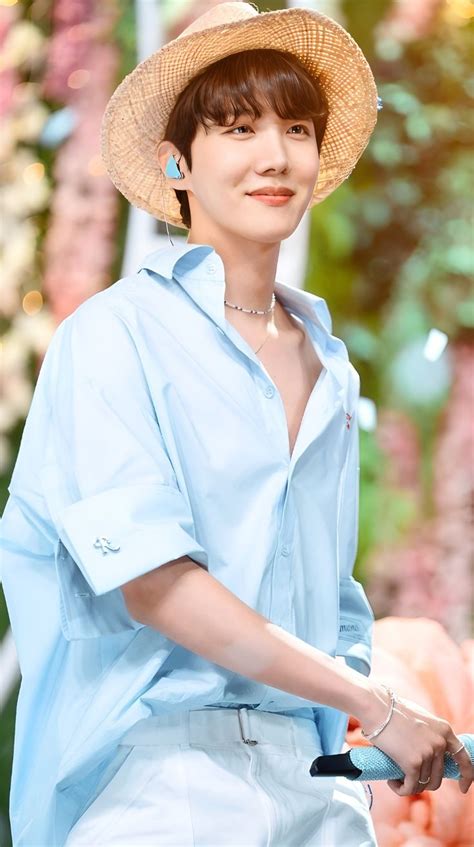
xmin=246 ymin=194 xmax=294 ymax=205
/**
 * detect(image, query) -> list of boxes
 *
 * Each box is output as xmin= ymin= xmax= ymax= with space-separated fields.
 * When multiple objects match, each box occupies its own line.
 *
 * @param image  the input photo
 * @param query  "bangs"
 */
xmin=190 ymin=49 xmax=328 ymax=129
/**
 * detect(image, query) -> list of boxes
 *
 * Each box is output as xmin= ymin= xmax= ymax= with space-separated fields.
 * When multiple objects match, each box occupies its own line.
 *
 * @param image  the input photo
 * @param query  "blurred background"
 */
xmin=0 ymin=1 xmax=473 ymax=845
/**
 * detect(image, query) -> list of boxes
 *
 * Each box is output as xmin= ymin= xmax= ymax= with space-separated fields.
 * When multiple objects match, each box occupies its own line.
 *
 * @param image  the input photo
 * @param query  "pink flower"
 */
xmin=346 ymin=617 xmax=474 ymax=846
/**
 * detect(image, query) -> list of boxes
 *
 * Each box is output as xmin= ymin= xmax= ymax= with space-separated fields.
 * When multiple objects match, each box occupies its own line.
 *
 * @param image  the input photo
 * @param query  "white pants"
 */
xmin=65 ymin=708 xmax=378 ymax=847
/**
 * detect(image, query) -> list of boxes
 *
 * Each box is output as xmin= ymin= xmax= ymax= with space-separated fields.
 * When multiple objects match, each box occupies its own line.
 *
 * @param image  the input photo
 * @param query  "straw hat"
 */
xmin=101 ymin=1 xmax=380 ymax=230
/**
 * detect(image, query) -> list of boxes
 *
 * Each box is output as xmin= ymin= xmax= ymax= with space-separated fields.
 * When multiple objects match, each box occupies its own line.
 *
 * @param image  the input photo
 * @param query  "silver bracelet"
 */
xmin=361 ymin=684 xmax=398 ymax=741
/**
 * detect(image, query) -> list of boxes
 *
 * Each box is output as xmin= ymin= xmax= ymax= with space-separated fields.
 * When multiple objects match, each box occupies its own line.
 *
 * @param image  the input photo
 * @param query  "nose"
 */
xmin=254 ymin=128 xmax=290 ymax=174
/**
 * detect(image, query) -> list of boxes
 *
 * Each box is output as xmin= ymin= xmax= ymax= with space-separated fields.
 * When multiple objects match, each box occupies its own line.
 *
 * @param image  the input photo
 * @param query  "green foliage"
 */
xmin=306 ymin=6 xmax=473 ymax=568
xmin=356 ymin=429 xmax=419 ymax=583
xmin=114 ymin=0 xmax=138 ymax=78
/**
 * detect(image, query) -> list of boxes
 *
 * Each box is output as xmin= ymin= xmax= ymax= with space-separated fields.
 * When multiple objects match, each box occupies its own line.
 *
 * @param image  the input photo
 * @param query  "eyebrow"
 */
xmin=220 ymin=114 xmax=313 ymax=125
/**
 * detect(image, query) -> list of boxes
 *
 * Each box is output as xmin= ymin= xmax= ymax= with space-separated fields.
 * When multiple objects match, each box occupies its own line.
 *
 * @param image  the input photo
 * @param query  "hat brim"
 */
xmin=101 ymin=7 xmax=378 ymax=229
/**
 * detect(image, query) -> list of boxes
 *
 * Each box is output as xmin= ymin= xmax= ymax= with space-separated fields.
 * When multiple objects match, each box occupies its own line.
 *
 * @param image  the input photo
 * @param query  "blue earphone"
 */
xmin=165 ymin=153 xmax=185 ymax=180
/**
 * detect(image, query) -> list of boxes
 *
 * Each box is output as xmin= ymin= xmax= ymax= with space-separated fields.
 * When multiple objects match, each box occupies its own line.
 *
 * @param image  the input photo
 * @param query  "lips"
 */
xmin=247 ymin=187 xmax=294 ymax=196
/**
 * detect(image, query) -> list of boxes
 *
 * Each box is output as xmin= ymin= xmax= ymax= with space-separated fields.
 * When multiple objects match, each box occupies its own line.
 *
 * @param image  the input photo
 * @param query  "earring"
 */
xmin=161 ymin=153 xmax=185 ymax=247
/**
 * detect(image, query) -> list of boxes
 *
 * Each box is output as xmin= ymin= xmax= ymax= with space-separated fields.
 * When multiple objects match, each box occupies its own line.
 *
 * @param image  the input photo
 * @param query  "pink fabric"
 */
xmin=345 ymin=616 xmax=474 ymax=846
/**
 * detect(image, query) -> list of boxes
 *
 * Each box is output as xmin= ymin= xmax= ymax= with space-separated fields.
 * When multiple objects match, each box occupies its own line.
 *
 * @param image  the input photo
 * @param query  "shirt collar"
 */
xmin=138 ymin=242 xmax=333 ymax=336
xmin=138 ymin=242 xmax=355 ymax=438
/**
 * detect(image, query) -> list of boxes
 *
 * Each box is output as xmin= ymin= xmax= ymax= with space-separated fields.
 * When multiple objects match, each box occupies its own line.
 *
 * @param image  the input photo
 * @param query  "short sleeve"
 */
xmin=35 ymin=298 xmax=208 ymax=635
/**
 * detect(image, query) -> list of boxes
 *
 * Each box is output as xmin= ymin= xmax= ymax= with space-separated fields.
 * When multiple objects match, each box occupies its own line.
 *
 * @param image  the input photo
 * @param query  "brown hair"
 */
xmin=162 ymin=48 xmax=329 ymax=230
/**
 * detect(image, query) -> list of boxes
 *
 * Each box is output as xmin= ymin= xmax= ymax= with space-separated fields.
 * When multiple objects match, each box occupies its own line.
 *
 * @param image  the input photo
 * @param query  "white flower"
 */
xmin=0 ymin=21 xmax=45 ymax=72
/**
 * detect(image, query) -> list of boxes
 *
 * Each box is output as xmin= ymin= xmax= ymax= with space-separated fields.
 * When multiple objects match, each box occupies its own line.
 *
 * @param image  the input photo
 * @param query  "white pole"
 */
xmin=121 ymin=0 xmax=184 ymax=279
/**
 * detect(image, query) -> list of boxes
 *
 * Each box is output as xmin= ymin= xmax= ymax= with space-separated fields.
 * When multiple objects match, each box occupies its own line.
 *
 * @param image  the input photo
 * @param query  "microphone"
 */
xmin=309 ymin=733 xmax=474 ymax=781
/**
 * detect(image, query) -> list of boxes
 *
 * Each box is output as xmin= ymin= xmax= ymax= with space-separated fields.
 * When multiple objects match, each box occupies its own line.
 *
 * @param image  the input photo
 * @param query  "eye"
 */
xmin=288 ymin=124 xmax=310 ymax=135
xmin=228 ymin=123 xmax=310 ymax=136
xmin=229 ymin=125 xmax=251 ymax=134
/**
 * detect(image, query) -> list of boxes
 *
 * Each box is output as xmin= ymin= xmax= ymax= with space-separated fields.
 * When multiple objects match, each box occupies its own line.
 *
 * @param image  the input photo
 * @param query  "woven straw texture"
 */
xmin=101 ymin=2 xmax=379 ymax=229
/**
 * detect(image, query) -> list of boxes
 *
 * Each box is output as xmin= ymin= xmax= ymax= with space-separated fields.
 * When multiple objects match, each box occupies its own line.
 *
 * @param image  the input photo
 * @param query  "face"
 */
xmin=159 ymin=106 xmax=320 ymax=246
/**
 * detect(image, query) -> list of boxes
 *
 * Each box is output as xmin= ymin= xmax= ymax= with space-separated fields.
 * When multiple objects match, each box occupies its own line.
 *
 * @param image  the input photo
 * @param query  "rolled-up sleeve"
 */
xmin=58 ymin=482 xmax=208 ymax=596
xmin=38 ymin=298 xmax=208 ymax=607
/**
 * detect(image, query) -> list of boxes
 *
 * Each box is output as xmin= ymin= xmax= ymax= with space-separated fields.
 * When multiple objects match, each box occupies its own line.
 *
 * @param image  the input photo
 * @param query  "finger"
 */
xmin=411 ymin=755 xmax=434 ymax=796
xmin=389 ymin=758 xmax=430 ymax=797
xmin=387 ymin=777 xmax=425 ymax=797
xmin=447 ymin=735 xmax=473 ymax=789
xmin=450 ymin=747 xmax=474 ymax=793
xmin=426 ymin=753 xmax=444 ymax=791
xmin=386 ymin=778 xmax=405 ymax=795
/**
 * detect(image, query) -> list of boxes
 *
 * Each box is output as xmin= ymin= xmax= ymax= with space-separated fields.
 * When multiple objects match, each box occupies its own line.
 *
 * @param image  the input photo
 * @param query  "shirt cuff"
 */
xmin=58 ymin=481 xmax=209 ymax=596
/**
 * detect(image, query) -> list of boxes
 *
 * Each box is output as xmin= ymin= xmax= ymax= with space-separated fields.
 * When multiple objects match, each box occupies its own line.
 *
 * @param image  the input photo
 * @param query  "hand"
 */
xmin=361 ymin=683 xmax=473 ymax=797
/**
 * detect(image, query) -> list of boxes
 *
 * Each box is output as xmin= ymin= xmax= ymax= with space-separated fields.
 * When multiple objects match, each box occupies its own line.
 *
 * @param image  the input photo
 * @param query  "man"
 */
xmin=2 ymin=3 xmax=470 ymax=845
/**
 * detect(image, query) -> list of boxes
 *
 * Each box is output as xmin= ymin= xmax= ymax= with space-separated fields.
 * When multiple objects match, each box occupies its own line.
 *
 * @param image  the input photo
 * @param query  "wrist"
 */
xmin=360 ymin=683 xmax=397 ymax=739
xmin=351 ymin=677 xmax=393 ymax=729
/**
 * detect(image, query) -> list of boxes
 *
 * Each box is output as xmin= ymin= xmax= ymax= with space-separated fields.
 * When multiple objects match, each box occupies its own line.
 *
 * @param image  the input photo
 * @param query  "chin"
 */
xmin=248 ymin=229 xmax=294 ymax=245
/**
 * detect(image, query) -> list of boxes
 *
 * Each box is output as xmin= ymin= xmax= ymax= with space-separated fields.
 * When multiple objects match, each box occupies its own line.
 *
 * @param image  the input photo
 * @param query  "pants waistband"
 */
xmin=119 ymin=708 xmax=323 ymax=758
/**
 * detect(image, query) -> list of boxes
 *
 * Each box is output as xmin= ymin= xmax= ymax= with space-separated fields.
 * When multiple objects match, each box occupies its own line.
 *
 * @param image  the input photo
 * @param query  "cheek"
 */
xmin=193 ymin=150 xmax=236 ymax=202
xmin=302 ymin=155 xmax=320 ymax=194
xmin=305 ymin=146 xmax=320 ymax=177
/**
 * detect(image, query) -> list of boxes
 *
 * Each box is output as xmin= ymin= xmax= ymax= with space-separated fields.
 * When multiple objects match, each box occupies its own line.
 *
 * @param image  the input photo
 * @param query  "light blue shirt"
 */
xmin=1 ymin=242 xmax=374 ymax=846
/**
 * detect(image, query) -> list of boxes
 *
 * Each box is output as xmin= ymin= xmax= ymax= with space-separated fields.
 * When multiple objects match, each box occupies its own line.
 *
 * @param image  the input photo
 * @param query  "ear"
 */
xmin=157 ymin=140 xmax=190 ymax=188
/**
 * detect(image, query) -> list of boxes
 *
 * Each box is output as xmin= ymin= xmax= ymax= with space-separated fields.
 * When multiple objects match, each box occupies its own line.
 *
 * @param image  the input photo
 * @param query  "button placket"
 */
xmin=269 ymin=499 xmax=296 ymax=629
xmin=257 ymin=370 xmax=294 ymax=459
xmin=273 ymin=544 xmax=292 ymax=625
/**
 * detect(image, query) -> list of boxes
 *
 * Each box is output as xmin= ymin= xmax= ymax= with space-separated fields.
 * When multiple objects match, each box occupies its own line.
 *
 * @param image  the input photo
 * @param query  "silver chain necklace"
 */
xmin=224 ymin=293 xmax=276 ymax=315
xmin=224 ymin=293 xmax=276 ymax=354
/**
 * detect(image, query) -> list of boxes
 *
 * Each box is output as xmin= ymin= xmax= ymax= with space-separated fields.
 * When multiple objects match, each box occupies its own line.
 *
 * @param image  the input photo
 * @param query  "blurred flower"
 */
xmin=0 ymin=219 xmax=37 ymax=316
xmin=442 ymin=0 xmax=474 ymax=24
xmin=10 ymin=82 xmax=48 ymax=141
xmin=375 ymin=409 xmax=421 ymax=490
xmin=0 ymin=328 xmax=34 ymax=430
xmin=346 ymin=616 xmax=474 ymax=846
xmin=0 ymin=311 xmax=55 ymax=434
xmin=367 ymin=343 xmax=474 ymax=641
xmin=0 ymin=4 xmax=54 ymax=444
xmin=38 ymin=106 xmax=77 ymax=147
xmin=0 ymin=20 xmax=45 ymax=71
xmin=376 ymin=0 xmax=444 ymax=43
xmin=42 ymin=3 xmax=120 ymax=320
xmin=431 ymin=341 xmax=474 ymax=642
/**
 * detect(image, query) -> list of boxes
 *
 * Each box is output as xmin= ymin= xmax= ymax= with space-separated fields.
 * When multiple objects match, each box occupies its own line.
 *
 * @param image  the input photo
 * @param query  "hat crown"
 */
xmin=177 ymin=1 xmax=258 ymax=40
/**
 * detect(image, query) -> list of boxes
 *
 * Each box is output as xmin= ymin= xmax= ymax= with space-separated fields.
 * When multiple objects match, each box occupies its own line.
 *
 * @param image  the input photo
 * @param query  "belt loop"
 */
xmin=237 ymin=707 xmax=258 ymax=745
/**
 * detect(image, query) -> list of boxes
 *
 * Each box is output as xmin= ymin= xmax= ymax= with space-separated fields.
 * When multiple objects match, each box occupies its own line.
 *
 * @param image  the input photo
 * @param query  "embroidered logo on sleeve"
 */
xmin=93 ymin=536 xmax=121 ymax=554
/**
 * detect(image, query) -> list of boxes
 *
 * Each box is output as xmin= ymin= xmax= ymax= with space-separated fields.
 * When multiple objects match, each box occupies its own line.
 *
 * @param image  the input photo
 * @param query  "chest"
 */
xmin=256 ymin=322 xmax=325 ymax=459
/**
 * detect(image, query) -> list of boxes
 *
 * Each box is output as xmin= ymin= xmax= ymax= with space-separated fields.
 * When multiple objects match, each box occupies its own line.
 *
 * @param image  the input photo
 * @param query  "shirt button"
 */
xmin=281 ymin=545 xmax=291 ymax=557
xmin=206 ymin=263 xmax=216 ymax=274
xmin=263 ymin=384 xmax=275 ymax=398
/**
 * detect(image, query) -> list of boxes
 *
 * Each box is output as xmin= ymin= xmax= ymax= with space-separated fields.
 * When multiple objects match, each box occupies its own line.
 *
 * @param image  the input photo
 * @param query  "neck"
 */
xmin=186 ymin=230 xmax=281 ymax=315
